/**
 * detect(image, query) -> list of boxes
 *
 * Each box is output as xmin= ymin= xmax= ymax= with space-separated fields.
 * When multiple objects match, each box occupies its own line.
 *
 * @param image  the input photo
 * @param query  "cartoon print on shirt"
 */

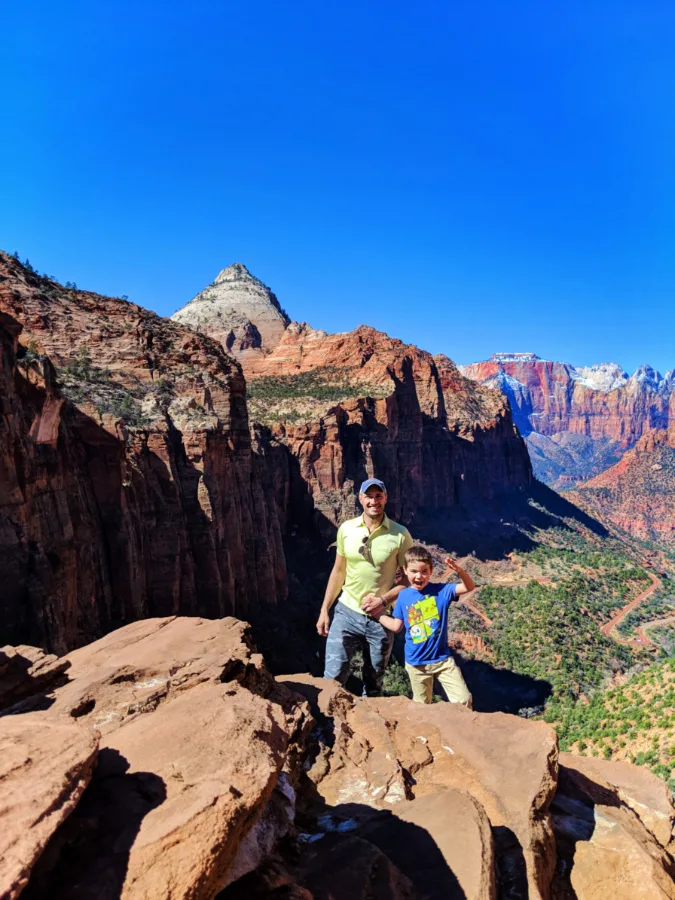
xmin=407 ymin=596 xmax=441 ymax=644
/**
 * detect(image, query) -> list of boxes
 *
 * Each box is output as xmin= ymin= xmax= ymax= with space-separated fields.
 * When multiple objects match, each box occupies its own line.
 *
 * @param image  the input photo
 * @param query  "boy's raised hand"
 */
xmin=444 ymin=557 xmax=461 ymax=573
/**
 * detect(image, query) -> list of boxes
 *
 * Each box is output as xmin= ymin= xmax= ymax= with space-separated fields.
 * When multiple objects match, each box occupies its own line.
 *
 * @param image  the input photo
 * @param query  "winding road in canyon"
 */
xmin=600 ymin=569 xmax=661 ymax=648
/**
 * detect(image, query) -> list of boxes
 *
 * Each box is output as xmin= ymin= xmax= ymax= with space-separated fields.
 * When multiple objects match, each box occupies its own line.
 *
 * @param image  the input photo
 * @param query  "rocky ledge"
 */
xmin=1 ymin=618 xmax=674 ymax=900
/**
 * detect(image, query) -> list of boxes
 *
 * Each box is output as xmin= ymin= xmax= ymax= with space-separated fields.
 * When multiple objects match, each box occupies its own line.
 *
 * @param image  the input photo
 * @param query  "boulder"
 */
xmin=0 ymin=645 xmax=70 ymax=711
xmin=0 ymin=716 xmax=98 ymax=899
xmin=551 ymin=759 xmax=675 ymax=899
xmin=280 ymin=676 xmax=557 ymax=899
xmin=47 ymin=615 xmax=275 ymax=732
xmin=560 ymin=752 xmax=675 ymax=851
xmin=17 ymin=617 xmax=310 ymax=900
xmin=357 ymin=790 xmax=496 ymax=899
xmin=295 ymin=833 xmax=418 ymax=900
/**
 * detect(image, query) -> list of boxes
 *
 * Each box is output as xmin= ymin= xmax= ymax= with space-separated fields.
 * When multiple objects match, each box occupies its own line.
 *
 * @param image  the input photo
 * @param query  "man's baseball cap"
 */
xmin=359 ymin=478 xmax=387 ymax=494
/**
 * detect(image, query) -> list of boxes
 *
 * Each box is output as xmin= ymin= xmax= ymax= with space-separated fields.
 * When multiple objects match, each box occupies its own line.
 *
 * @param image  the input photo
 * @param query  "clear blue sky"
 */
xmin=2 ymin=1 xmax=675 ymax=374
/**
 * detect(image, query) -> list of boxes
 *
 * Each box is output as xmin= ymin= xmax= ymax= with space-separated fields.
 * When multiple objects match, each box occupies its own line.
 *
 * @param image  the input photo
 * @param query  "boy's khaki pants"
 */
xmin=405 ymin=656 xmax=472 ymax=706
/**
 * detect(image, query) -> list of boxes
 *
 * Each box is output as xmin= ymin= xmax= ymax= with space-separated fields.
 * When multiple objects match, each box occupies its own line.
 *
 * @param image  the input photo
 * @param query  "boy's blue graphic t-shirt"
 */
xmin=392 ymin=582 xmax=457 ymax=666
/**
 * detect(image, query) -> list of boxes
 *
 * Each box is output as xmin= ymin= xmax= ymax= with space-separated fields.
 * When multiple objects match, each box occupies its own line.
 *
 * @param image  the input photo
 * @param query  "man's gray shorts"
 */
xmin=323 ymin=601 xmax=395 ymax=697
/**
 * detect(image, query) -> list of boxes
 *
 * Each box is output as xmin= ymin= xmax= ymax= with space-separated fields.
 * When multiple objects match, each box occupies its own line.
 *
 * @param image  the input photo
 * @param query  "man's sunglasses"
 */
xmin=358 ymin=535 xmax=374 ymax=565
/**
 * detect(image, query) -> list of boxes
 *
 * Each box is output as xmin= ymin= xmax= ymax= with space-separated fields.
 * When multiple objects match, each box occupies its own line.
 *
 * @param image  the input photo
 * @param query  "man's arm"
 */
xmin=361 ymin=581 xmax=406 ymax=614
xmin=317 ymin=554 xmax=347 ymax=636
xmin=361 ymin=530 xmax=412 ymax=615
xmin=445 ymin=558 xmax=475 ymax=596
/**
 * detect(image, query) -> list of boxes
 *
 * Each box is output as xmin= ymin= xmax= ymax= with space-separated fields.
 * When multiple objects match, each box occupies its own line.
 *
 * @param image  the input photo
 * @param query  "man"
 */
xmin=316 ymin=478 xmax=413 ymax=696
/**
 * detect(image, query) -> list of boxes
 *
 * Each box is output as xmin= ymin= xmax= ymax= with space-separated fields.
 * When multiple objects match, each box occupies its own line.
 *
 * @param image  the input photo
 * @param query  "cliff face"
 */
xmin=0 ymin=254 xmax=286 ymax=653
xmin=245 ymin=324 xmax=532 ymax=530
xmin=569 ymin=426 xmax=675 ymax=549
xmin=461 ymin=354 xmax=674 ymax=444
xmin=461 ymin=354 xmax=675 ymax=488
xmin=171 ymin=263 xmax=290 ymax=360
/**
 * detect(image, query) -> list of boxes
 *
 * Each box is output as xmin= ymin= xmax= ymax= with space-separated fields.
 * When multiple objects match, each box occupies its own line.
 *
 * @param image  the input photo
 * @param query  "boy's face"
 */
xmin=405 ymin=560 xmax=432 ymax=591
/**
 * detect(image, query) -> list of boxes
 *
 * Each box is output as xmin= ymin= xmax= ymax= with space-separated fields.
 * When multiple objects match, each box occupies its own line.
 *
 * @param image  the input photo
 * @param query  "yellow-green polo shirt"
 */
xmin=336 ymin=514 xmax=413 ymax=615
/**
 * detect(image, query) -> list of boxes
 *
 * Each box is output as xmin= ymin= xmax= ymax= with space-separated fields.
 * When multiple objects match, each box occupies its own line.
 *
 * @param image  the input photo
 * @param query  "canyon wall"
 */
xmin=0 ymin=254 xmax=286 ymax=653
xmin=569 ymin=426 xmax=675 ymax=549
xmin=461 ymin=354 xmax=675 ymax=488
xmin=461 ymin=354 xmax=674 ymax=446
xmin=2 ymin=255 xmax=534 ymax=653
xmin=244 ymin=325 xmax=532 ymax=533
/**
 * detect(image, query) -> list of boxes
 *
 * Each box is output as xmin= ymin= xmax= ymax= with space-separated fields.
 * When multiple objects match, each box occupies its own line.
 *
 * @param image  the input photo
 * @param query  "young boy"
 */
xmin=372 ymin=545 xmax=475 ymax=706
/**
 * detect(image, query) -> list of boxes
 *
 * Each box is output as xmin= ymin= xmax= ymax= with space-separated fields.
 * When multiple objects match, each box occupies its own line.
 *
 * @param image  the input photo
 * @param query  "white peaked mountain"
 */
xmin=172 ymin=263 xmax=290 ymax=358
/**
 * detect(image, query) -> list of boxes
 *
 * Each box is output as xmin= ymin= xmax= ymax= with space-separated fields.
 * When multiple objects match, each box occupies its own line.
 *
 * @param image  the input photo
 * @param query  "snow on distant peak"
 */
xmin=572 ymin=363 xmax=628 ymax=392
xmin=488 ymin=371 xmax=526 ymax=391
xmin=489 ymin=352 xmax=541 ymax=363
xmin=630 ymin=364 xmax=662 ymax=387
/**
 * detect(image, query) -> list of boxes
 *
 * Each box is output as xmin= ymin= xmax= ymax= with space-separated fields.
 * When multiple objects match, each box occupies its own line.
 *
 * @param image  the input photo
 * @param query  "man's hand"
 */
xmin=316 ymin=609 xmax=331 ymax=637
xmin=361 ymin=593 xmax=385 ymax=617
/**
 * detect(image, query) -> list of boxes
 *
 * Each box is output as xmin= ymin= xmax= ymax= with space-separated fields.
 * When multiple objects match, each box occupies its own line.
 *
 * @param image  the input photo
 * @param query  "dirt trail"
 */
xmin=638 ymin=614 xmax=675 ymax=642
xmin=459 ymin=592 xmax=493 ymax=626
xmin=600 ymin=570 xmax=661 ymax=648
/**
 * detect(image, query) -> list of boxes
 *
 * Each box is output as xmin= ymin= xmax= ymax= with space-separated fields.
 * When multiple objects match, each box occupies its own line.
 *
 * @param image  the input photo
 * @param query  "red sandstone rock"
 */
xmin=0 ymin=716 xmax=99 ymax=899
xmin=279 ymin=675 xmax=557 ymax=899
xmin=296 ymin=833 xmax=418 ymax=899
xmin=357 ymin=790 xmax=496 ymax=899
xmin=0 ymin=254 xmax=287 ymax=653
xmin=569 ymin=426 xmax=675 ymax=548
xmin=461 ymin=356 xmax=673 ymax=449
xmin=18 ymin=617 xmax=310 ymax=900
xmin=552 ymin=759 xmax=675 ymax=899
xmin=47 ymin=616 xmax=274 ymax=733
xmin=560 ymin=751 xmax=675 ymax=851
xmin=0 ymin=644 xmax=69 ymax=710
xmin=4 ymin=621 xmax=675 ymax=899
xmin=246 ymin=324 xmax=532 ymax=528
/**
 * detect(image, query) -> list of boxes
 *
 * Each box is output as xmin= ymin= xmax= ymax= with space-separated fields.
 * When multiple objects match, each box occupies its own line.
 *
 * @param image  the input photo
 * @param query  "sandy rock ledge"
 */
xmin=0 ymin=618 xmax=674 ymax=900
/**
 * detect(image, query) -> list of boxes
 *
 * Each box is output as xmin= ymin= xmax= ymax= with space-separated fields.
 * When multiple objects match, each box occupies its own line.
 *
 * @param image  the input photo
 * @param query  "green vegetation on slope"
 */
xmin=479 ymin=569 xmax=642 ymax=705
xmin=549 ymin=658 xmax=675 ymax=793
xmin=617 ymin=585 xmax=675 ymax=638
xmin=247 ymin=367 xmax=389 ymax=425
xmin=57 ymin=348 xmax=151 ymax=427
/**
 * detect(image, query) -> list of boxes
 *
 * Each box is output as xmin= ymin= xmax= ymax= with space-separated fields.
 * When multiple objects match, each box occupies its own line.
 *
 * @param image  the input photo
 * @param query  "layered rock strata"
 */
xmin=0 ymin=253 xmax=286 ymax=653
xmin=2 ymin=620 xmax=674 ymax=899
xmin=461 ymin=354 xmax=675 ymax=488
xmin=461 ymin=354 xmax=675 ymax=445
xmin=569 ymin=426 xmax=675 ymax=548
xmin=245 ymin=324 xmax=533 ymax=530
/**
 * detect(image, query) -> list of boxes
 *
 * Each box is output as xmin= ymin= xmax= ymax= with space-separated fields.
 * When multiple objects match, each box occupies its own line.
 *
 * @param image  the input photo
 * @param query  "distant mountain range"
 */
xmin=460 ymin=353 xmax=675 ymax=490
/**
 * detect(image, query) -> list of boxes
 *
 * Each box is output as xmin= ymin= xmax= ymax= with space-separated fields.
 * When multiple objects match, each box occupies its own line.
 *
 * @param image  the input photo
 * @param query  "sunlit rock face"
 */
xmin=243 ymin=324 xmax=533 ymax=531
xmin=4 ymin=622 xmax=674 ymax=899
xmin=569 ymin=425 xmax=675 ymax=549
xmin=171 ymin=262 xmax=290 ymax=360
xmin=461 ymin=353 xmax=675 ymax=488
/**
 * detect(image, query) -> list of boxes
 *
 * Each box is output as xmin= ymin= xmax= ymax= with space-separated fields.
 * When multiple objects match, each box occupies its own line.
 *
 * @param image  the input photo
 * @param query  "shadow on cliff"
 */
xmin=220 ymin=793 xmax=468 ymax=900
xmin=249 ymin=445 xmax=342 ymax=677
xmin=22 ymin=748 xmax=167 ymax=900
xmin=415 ymin=479 xmax=609 ymax=560
xmin=547 ymin=764 xmax=623 ymax=900
xmin=455 ymin=657 xmax=551 ymax=714
xmin=383 ymin=635 xmax=552 ymax=715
